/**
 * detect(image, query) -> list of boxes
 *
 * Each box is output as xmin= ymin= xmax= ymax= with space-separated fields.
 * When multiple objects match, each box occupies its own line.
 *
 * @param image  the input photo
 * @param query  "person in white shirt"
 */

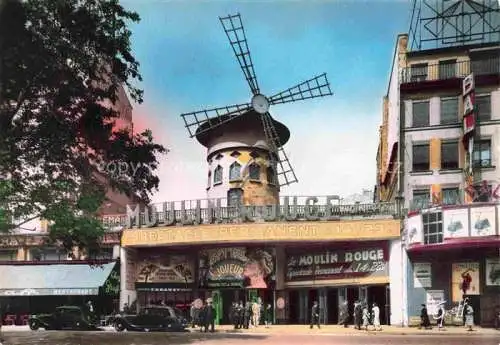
xmin=372 ymin=302 xmax=381 ymax=331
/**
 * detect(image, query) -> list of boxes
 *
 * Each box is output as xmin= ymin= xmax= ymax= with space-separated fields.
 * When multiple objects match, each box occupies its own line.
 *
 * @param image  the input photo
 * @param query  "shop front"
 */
xmin=0 ymin=261 xmax=118 ymax=324
xmin=279 ymin=242 xmax=391 ymax=325
xmin=405 ymin=204 xmax=500 ymax=327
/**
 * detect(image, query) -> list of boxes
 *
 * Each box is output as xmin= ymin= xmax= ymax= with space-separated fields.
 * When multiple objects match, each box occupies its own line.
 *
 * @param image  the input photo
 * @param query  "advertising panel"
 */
xmin=198 ymin=247 xmax=275 ymax=289
xmin=451 ymin=262 xmax=480 ymax=302
xmin=443 ymin=207 xmax=469 ymax=239
xmin=407 ymin=214 xmax=423 ymax=245
xmin=413 ymin=263 xmax=432 ymax=288
xmin=470 ymin=206 xmax=496 ymax=237
xmin=426 ymin=290 xmax=445 ymax=316
xmin=285 ymin=246 xmax=388 ymax=282
xmin=136 ymin=254 xmax=195 ymax=284
xmin=486 ymin=258 xmax=500 ymax=286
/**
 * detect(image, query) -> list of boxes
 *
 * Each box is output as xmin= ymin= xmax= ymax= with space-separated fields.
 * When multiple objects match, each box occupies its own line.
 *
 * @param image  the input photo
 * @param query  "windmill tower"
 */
xmin=180 ymin=14 xmax=333 ymax=206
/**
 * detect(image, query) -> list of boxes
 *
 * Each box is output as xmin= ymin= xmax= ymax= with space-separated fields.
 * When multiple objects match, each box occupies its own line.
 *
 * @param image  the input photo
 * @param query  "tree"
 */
xmin=0 ymin=0 xmax=167 ymax=256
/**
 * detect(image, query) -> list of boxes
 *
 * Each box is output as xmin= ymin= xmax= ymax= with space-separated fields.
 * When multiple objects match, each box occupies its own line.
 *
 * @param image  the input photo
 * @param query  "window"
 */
xmin=229 ymin=162 xmax=241 ymax=181
xmin=440 ymin=97 xmax=458 ymax=124
xmin=472 ymin=140 xmax=492 ymax=168
xmin=213 ymin=165 xmax=223 ymax=184
xmin=442 ymin=187 xmax=460 ymax=205
xmin=475 ymin=95 xmax=491 ymax=121
xmin=410 ymin=63 xmax=428 ymax=82
xmin=227 ymin=188 xmax=243 ymax=207
xmin=471 ymin=54 xmax=500 ymax=75
xmin=422 ymin=212 xmax=443 ymax=244
xmin=438 ymin=59 xmax=456 ymax=79
xmin=267 ymin=167 xmax=276 ymax=185
xmin=412 ymin=101 xmax=429 ymax=127
xmin=412 ymin=189 xmax=430 ymax=209
xmin=412 ymin=143 xmax=429 ymax=172
xmin=248 ymin=163 xmax=261 ymax=180
xmin=472 ymin=184 xmax=492 ymax=202
xmin=441 ymin=141 xmax=459 ymax=169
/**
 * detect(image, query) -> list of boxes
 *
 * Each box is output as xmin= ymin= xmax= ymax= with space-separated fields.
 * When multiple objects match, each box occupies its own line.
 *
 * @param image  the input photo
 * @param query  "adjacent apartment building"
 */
xmin=376 ymin=15 xmax=500 ymax=327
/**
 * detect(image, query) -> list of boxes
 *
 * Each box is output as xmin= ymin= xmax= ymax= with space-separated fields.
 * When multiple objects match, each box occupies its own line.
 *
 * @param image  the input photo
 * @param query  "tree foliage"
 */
xmin=0 ymin=0 xmax=166 ymax=255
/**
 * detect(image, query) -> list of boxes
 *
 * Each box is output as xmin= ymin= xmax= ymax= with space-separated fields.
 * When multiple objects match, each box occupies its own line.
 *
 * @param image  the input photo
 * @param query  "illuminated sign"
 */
xmin=125 ymin=196 xmax=395 ymax=229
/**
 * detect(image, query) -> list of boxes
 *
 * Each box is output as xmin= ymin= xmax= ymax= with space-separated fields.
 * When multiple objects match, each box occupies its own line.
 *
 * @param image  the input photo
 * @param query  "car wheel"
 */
xmin=114 ymin=321 xmax=126 ymax=332
xmin=29 ymin=321 xmax=39 ymax=331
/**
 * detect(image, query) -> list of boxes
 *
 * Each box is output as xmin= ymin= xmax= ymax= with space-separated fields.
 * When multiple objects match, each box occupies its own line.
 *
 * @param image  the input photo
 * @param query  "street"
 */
xmin=1 ymin=331 xmax=499 ymax=345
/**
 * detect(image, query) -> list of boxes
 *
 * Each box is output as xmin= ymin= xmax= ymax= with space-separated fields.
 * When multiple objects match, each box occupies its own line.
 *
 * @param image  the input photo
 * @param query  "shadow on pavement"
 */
xmin=0 ymin=330 xmax=268 ymax=345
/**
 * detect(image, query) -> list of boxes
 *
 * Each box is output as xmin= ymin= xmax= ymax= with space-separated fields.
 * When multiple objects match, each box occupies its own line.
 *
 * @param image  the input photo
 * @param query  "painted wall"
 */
xmin=204 ymin=130 xmax=271 ymax=158
xmin=206 ymin=148 xmax=279 ymax=205
xmin=403 ymin=87 xmax=500 ymax=208
xmin=388 ymin=238 xmax=408 ymax=326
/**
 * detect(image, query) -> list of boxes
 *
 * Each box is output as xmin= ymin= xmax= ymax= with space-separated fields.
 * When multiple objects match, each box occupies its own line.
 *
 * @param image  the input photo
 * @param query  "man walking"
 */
xmin=309 ymin=301 xmax=320 ymax=329
xmin=203 ymin=300 xmax=215 ymax=333
xmin=353 ymin=300 xmax=362 ymax=330
xmin=338 ymin=300 xmax=349 ymax=328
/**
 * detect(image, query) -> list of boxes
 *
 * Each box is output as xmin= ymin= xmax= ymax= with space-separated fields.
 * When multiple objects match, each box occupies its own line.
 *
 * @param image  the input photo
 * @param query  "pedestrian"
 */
xmin=463 ymin=299 xmax=474 ymax=331
xmin=419 ymin=304 xmax=431 ymax=329
xmin=362 ymin=303 xmax=370 ymax=330
xmin=264 ymin=304 xmax=272 ymax=328
xmin=353 ymin=300 xmax=362 ymax=330
xmin=199 ymin=302 xmax=207 ymax=332
xmin=203 ymin=300 xmax=215 ymax=333
xmin=86 ymin=300 xmax=94 ymax=313
xmin=243 ymin=302 xmax=251 ymax=329
xmin=372 ymin=302 xmax=381 ymax=331
xmin=251 ymin=300 xmax=260 ymax=327
xmin=190 ymin=302 xmax=196 ymax=328
xmin=237 ymin=301 xmax=244 ymax=329
xmin=434 ymin=302 xmax=446 ymax=331
xmin=309 ymin=301 xmax=320 ymax=329
xmin=338 ymin=300 xmax=349 ymax=328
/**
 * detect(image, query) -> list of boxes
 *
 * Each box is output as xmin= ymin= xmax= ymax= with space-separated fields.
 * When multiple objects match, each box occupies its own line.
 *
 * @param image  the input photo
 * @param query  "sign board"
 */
xmin=451 ymin=262 xmax=480 ymax=301
xmin=426 ymin=290 xmax=445 ymax=316
xmin=0 ymin=288 xmax=99 ymax=296
xmin=413 ymin=263 xmax=432 ymax=288
xmin=285 ymin=247 xmax=388 ymax=282
xmin=199 ymin=247 xmax=275 ymax=289
xmin=121 ymin=219 xmax=401 ymax=247
xmin=136 ymin=254 xmax=195 ymax=284
xmin=485 ymin=258 xmax=500 ymax=286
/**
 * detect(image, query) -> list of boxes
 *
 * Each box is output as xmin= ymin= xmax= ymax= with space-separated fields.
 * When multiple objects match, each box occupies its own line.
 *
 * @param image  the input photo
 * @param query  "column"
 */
xmin=120 ymin=247 xmax=137 ymax=311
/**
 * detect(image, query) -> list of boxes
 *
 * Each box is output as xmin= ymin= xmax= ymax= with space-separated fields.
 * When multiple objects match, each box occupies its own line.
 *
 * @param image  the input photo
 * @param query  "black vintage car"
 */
xmin=28 ymin=306 xmax=99 ymax=331
xmin=112 ymin=305 xmax=188 ymax=332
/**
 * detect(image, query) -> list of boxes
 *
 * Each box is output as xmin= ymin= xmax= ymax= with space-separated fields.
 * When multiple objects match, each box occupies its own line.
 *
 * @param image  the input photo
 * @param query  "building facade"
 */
xmin=0 ymin=84 xmax=135 ymax=322
xmin=376 ymin=8 xmax=500 ymax=327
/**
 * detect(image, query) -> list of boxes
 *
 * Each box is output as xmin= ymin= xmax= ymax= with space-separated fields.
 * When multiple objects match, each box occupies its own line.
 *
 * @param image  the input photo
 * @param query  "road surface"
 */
xmin=1 ymin=331 xmax=499 ymax=345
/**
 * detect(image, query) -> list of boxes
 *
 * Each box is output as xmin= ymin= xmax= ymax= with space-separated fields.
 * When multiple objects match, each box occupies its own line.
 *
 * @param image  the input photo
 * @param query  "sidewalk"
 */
xmin=208 ymin=324 xmax=500 ymax=336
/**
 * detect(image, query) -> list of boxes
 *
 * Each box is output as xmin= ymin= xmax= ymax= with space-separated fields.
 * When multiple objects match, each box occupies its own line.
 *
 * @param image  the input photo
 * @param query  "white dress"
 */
xmin=372 ymin=306 xmax=380 ymax=327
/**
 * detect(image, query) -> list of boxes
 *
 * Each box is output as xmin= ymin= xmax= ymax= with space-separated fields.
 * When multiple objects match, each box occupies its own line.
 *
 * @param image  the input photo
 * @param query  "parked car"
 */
xmin=28 ymin=306 xmax=99 ymax=331
xmin=112 ymin=305 xmax=188 ymax=332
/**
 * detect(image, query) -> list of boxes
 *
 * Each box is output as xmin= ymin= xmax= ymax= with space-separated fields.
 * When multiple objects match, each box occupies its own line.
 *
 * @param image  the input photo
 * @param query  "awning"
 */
xmin=0 ymin=262 xmax=116 ymax=296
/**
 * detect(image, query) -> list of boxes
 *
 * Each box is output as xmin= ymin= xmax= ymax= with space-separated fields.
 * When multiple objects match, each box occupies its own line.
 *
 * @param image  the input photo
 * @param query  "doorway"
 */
xmin=346 ymin=287 xmax=359 ymax=322
xmin=368 ymin=285 xmax=388 ymax=324
xmin=288 ymin=290 xmax=299 ymax=324
xmin=327 ymin=288 xmax=338 ymax=324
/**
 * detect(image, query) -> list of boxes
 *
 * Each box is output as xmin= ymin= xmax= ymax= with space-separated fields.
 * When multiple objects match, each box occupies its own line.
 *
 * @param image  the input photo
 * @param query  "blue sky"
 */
xmin=121 ymin=0 xmax=410 ymax=202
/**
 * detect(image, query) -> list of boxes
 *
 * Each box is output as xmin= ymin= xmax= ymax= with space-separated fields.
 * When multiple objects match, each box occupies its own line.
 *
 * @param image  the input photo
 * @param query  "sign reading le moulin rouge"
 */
xmin=126 ymin=196 xmax=394 ymax=228
xmin=286 ymin=247 xmax=388 ymax=281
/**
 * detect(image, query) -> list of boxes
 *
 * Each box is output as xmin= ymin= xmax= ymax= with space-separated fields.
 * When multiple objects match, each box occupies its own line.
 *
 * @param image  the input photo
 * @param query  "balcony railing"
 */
xmin=103 ymin=201 xmax=399 ymax=228
xmin=400 ymin=57 xmax=500 ymax=84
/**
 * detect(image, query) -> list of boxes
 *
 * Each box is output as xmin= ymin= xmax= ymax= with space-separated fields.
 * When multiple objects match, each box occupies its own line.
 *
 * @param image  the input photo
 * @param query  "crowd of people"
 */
xmin=335 ymin=300 xmax=382 ymax=331
xmin=419 ymin=297 xmax=475 ymax=331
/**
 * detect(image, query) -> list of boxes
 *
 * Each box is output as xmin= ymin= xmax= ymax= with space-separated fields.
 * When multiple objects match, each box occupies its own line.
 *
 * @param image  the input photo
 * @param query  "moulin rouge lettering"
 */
xmin=293 ymin=249 xmax=384 ymax=267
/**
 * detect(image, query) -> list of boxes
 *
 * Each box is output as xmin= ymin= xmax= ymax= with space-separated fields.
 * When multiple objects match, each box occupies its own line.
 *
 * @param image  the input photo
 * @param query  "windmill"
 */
xmin=180 ymin=13 xmax=333 ymax=187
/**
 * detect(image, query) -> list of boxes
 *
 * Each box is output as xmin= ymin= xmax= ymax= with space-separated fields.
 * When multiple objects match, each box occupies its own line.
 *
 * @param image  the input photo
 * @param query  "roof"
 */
xmin=0 ymin=262 xmax=115 ymax=296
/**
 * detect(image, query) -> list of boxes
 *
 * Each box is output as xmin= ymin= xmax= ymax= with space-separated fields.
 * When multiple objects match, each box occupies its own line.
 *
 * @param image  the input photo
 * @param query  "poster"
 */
xmin=413 ymin=263 xmax=432 ymax=288
xmin=407 ymin=214 xmax=423 ymax=244
xmin=470 ymin=206 xmax=496 ymax=237
xmin=443 ymin=208 xmax=469 ymax=239
xmin=198 ymin=247 xmax=275 ymax=289
xmin=286 ymin=247 xmax=388 ymax=282
xmin=451 ymin=262 xmax=480 ymax=301
xmin=426 ymin=290 xmax=445 ymax=316
xmin=136 ymin=254 xmax=195 ymax=284
xmin=486 ymin=258 xmax=500 ymax=286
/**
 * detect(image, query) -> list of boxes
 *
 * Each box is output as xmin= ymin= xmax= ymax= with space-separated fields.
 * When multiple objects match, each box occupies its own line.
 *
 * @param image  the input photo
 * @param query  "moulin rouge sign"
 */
xmin=286 ymin=248 xmax=388 ymax=281
xmin=125 ymin=196 xmax=393 ymax=228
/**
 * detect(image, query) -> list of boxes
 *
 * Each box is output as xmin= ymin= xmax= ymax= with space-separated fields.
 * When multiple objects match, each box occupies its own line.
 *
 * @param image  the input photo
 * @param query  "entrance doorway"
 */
xmin=368 ymin=285 xmax=388 ymax=325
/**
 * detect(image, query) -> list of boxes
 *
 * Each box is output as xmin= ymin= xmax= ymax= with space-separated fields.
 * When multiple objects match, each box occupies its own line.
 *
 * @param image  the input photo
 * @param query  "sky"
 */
xmin=122 ymin=0 xmax=411 ymax=203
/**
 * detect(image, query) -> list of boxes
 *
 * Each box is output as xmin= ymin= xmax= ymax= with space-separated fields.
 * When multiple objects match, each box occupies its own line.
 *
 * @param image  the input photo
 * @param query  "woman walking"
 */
xmin=463 ymin=299 xmax=474 ymax=331
xmin=372 ymin=302 xmax=381 ymax=331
